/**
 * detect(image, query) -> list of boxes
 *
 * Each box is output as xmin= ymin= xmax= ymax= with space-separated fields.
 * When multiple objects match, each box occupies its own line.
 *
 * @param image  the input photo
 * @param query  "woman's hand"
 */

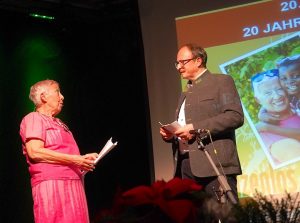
xmin=83 ymin=153 xmax=99 ymax=160
xmin=258 ymin=107 xmax=280 ymax=124
xmin=73 ymin=154 xmax=98 ymax=172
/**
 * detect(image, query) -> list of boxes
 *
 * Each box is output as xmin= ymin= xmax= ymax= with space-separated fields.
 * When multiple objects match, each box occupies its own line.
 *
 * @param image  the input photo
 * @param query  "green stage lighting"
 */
xmin=29 ymin=13 xmax=55 ymax=20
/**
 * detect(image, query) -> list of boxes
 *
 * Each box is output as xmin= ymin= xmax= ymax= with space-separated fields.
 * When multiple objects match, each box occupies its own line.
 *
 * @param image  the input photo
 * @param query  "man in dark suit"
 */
xmin=160 ymin=43 xmax=244 ymax=203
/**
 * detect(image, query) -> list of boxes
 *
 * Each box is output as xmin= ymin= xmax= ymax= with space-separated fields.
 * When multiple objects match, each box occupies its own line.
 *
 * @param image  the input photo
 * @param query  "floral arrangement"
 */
xmin=92 ymin=178 xmax=300 ymax=223
xmin=234 ymin=192 xmax=300 ymax=223
xmin=93 ymin=177 xmax=203 ymax=223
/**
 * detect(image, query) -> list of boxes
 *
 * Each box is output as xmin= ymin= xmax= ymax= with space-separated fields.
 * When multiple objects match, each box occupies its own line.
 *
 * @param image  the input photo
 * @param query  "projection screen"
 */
xmin=138 ymin=0 xmax=300 ymax=198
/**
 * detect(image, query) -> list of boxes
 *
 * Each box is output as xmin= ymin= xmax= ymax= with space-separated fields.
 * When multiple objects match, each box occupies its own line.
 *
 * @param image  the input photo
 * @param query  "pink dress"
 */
xmin=260 ymin=115 xmax=300 ymax=149
xmin=20 ymin=112 xmax=90 ymax=223
xmin=260 ymin=115 xmax=300 ymax=163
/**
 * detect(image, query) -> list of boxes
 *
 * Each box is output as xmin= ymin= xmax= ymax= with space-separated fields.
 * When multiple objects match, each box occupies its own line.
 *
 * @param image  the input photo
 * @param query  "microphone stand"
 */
xmin=195 ymin=133 xmax=237 ymax=204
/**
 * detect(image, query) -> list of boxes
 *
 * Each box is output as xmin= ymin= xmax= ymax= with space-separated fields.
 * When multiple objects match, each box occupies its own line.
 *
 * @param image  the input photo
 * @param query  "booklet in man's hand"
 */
xmin=159 ymin=121 xmax=188 ymax=154
xmin=159 ymin=121 xmax=182 ymax=134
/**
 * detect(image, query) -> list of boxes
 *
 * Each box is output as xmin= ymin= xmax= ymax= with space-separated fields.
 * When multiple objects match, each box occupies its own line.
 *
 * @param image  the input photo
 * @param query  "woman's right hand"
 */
xmin=73 ymin=154 xmax=97 ymax=172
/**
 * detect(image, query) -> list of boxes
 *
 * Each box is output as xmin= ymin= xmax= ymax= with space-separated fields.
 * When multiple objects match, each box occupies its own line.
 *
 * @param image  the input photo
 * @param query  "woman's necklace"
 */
xmin=37 ymin=111 xmax=70 ymax=132
xmin=54 ymin=118 xmax=70 ymax=132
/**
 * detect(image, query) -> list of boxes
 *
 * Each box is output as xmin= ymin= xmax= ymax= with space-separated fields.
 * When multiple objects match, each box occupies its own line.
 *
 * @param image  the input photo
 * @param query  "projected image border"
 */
xmin=220 ymin=31 xmax=300 ymax=169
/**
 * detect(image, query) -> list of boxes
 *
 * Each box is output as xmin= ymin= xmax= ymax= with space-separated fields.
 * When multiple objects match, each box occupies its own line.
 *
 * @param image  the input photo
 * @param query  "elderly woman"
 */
xmin=19 ymin=79 xmax=98 ymax=223
xmin=251 ymin=70 xmax=300 ymax=163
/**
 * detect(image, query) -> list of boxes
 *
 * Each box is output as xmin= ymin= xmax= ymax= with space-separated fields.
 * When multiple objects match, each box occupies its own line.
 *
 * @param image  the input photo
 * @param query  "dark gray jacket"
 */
xmin=174 ymin=70 xmax=244 ymax=177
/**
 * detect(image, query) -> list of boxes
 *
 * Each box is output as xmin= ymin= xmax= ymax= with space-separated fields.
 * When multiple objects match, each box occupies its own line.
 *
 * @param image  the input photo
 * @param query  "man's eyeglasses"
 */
xmin=251 ymin=69 xmax=279 ymax=89
xmin=277 ymin=54 xmax=300 ymax=67
xmin=175 ymin=57 xmax=197 ymax=68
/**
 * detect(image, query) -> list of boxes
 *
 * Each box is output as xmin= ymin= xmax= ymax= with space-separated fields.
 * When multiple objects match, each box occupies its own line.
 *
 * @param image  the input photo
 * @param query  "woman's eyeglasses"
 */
xmin=251 ymin=69 xmax=279 ymax=83
xmin=250 ymin=69 xmax=279 ymax=90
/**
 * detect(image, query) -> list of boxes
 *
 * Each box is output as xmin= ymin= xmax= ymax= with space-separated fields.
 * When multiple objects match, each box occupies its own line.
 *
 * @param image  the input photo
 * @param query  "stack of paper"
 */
xmin=82 ymin=137 xmax=118 ymax=175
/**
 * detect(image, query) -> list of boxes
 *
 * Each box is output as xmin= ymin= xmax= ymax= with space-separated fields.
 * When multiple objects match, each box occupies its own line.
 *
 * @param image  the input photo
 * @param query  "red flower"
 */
xmin=120 ymin=177 xmax=202 ymax=223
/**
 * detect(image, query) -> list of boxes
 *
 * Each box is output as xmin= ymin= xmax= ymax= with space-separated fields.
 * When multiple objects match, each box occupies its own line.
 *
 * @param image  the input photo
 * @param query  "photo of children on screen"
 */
xmin=251 ymin=65 xmax=300 ymax=165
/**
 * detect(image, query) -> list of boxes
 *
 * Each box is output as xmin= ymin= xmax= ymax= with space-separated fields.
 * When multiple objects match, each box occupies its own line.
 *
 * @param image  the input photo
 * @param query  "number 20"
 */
xmin=281 ymin=1 xmax=298 ymax=11
xmin=243 ymin=26 xmax=259 ymax=37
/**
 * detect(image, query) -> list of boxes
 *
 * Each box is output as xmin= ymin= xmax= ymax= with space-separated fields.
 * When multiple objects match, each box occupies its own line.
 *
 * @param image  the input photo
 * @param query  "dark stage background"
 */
xmin=0 ymin=1 xmax=153 ymax=222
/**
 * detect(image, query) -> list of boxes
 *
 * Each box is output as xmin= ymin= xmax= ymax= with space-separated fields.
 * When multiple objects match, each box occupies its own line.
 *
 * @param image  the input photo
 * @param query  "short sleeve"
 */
xmin=20 ymin=112 xmax=46 ymax=143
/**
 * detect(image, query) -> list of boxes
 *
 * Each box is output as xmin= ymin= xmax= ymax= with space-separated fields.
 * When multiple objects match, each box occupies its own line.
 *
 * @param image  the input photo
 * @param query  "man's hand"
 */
xmin=160 ymin=127 xmax=174 ymax=141
xmin=175 ymin=124 xmax=194 ymax=141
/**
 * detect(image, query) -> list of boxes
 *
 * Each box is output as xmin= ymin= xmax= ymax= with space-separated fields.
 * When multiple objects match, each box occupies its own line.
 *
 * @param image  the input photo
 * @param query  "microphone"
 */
xmin=189 ymin=129 xmax=209 ymax=134
xmin=189 ymin=129 xmax=209 ymax=140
